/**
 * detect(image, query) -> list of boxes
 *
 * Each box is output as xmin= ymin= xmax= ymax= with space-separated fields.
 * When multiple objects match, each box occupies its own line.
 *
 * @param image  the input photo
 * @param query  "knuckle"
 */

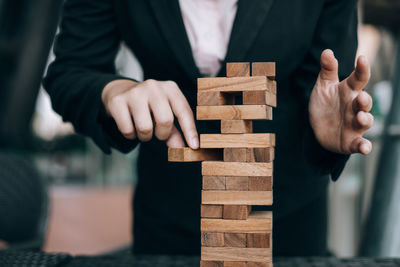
xmin=137 ymin=125 xmax=153 ymax=136
xmin=157 ymin=116 xmax=174 ymax=128
xmin=144 ymin=79 xmax=158 ymax=88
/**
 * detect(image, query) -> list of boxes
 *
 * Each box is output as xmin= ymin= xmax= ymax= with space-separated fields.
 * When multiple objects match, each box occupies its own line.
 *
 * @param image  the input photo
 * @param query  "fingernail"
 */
xmin=191 ymin=136 xmax=199 ymax=149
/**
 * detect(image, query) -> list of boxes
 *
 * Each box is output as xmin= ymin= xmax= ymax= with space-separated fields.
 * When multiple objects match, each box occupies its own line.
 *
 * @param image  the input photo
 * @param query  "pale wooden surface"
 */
xmin=168 ymin=147 xmax=222 ymax=162
xmin=197 ymin=105 xmax=272 ymax=120
xmin=221 ymin=120 xmax=253 ymax=134
xmin=197 ymin=76 xmax=268 ymax=92
xmin=202 ymin=191 xmax=273 ymax=205
xmin=251 ymin=62 xmax=276 ymax=79
xmin=226 ymin=62 xmax=250 ymax=77
xmin=200 ymin=134 xmax=274 ymax=148
xmin=43 ymin=186 xmax=132 ymax=256
xmin=202 ymin=162 xmax=273 ymax=177
xmin=201 ymin=247 xmax=272 ymax=262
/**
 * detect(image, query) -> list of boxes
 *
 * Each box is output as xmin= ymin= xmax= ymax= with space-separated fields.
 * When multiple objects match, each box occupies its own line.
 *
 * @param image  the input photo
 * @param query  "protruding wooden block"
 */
xmin=202 ymin=162 xmax=273 ymax=177
xmin=224 ymin=262 xmax=246 ymax=267
xmin=201 ymin=232 xmax=224 ymax=247
xmin=202 ymin=191 xmax=272 ymax=205
xmin=253 ymin=147 xmax=274 ymax=162
xmin=225 ymin=176 xmax=248 ymax=190
xmin=197 ymin=105 xmax=272 ymax=120
xmin=168 ymin=148 xmax=222 ymax=162
xmin=247 ymin=233 xmax=271 ymax=248
xmin=200 ymin=134 xmax=275 ymax=149
xmin=201 ymin=205 xmax=223 ymax=218
xmin=201 ymin=211 xmax=273 ymax=233
xmin=247 ymin=262 xmax=272 ymax=267
xmin=201 ymin=247 xmax=272 ymax=262
xmin=248 ymin=176 xmax=272 ymax=191
xmin=198 ymin=77 xmax=267 ymax=92
xmin=243 ymin=91 xmax=276 ymax=107
xmin=203 ymin=176 xmax=226 ymax=190
xmin=200 ymin=261 xmax=224 ymax=267
xmin=224 ymin=233 xmax=247 ymax=247
xmin=223 ymin=205 xmax=251 ymax=220
xmin=221 ymin=120 xmax=253 ymax=134
xmin=252 ymin=62 xmax=276 ymax=79
xmin=226 ymin=62 xmax=250 ymax=77
xmin=198 ymin=91 xmax=235 ymax=106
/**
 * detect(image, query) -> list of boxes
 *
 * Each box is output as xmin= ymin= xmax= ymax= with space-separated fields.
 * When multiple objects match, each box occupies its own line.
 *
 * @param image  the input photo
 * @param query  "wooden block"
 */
xmin=252 ymin=62 xmax=275 ymax=79
xmin=247 ymin=233 xmax=271 ymax=248
xmin=226 ymin=62 xmax=250 ymax=77
xmin=168 ymin=148 xmax=222 ymax=162
xmin=224 ymin=148 xmax=247 ymax=162
xmin=248 ymin=176 xmax=272 ymax=191
xmin=253 ymin=147 xmax=274 ymax=162
xmin=223 ymin=205 xmax=251 ymax=220
xmin=200 ymin=134 xmax=274 ymax=149
xmin=269 ymin=80 xmax=277 ymax=94
xmin=201 ymin=232 xmax=224 ymax=247
xmin=221 ymin=120 xmax=253 ymax=133
xmin=224 ymin=233 xmax=247 ymax=247
xmin=201 ymin=205 xmax=223 ymax=218
xmin=225 ymin=177 xmax=248 ymax=190
xmin=202 ymin=191 xmax=272 ymax=205
xmin=201 ymin=247 xmax=272 ymax=262
xmin=247 ymin=262 xmax=272 ymax=267
xmin=200 ymin=261 xmax=224 ymax=267
xmin=243 ymin=91 xmax=276 ymax=107
xmin=197 ymin=105 xmax=272 ymax=120
xmin=224 ymin=262 xmax=246 ymax=267
xmin=198 ymin=91 xmax=235 ymax=106
xmin=198 ymin=76 xmax=267 ymax=92
xmin=202 ymin=162 xmax=273 ymax=177
xmin=201 ymin=211 xmax=272 ymax=233
xmin=203 ymin=176 xmax=226 ymax=190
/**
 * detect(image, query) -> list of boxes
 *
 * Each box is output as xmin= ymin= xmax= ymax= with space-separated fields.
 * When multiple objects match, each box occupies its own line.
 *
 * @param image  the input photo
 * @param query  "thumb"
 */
xmin=319 ymin=49 xmax=339 ymax=82
xmin=166 ymin=125 xmax=186 ymax=148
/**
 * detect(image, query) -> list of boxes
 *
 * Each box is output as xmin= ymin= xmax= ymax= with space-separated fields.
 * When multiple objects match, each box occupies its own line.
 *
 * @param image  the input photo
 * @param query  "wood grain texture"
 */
xmin=226 ymin=62 xmax=250 ymax=77
xmin=221 ymin=120 xmax=253 ymax=133
xmin=198 ymin=76 xmax=267 ymax=92
xmin=224 ymin=148 xmax=248 ymax=162
xmin=224 ymin=262 xmax=246 ymax=267
xmin=253 ymin=147 xmax=274 ymax=162
xmin=200 ymin=134 xmax=274 ymax=148
xmin=223 ymin=205 xmax=251 ymax=220
xmin=203 ymin=176 xmax=226 ymax=190
xmin=201 ymin=232 xmax=224 ymax=247
xmin=201 ymin=205 xmax=223 ymax=218
xmin=202 ymin=191 xmax=272 ymax=205
xmin=247 ymin=262 xmax=272 ymax=267
xmin=201 ymin=211 xmax=272 ymax=233
xmin=168 ymin=148 xmax=222 ymax=162
xmin=197 ymin=105 xmax=272 ymax=120
xmin=225 ymin=177 xmax=249 ymax=191
xmin=202 ymin=162 xmax=273 ymax=177
xmin=252 ymin=62 xmax=276 ymax=79
xmin=248 ymin=176 xmax=272 ymax=191
xmin=200 ymin=261 xmax=224 ymax=267
xmin=201 ymin=247 xmax=272 ymax=262
xmin=242 ymin=91 xmax=276 ymax=107
xmin=224 ymin=233 xmax=246 ymax=247
xmin=197 ymin=91 xmax=235 ymax=106
xmin=247 ymin=233 xmax=271 ymax=248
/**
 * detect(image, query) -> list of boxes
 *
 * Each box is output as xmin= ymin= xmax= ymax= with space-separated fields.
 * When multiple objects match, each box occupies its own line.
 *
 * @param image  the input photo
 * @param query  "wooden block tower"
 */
xmin=169 ymin=62 xmax=276 ymax=267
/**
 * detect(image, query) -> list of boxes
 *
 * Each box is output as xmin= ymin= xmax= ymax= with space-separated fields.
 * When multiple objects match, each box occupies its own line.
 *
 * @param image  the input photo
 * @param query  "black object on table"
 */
xmin=2 ymin=250 xmax=400 ymax=267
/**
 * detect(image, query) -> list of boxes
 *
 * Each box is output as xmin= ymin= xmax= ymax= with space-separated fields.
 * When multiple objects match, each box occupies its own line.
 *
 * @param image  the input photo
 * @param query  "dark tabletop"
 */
xmin=1 ymin=250 xmax=400 ymax=267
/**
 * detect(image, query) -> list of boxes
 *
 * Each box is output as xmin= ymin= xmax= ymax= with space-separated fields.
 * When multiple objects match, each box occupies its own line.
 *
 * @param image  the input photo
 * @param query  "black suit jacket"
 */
xmin=44 ymin=0 xmax=358 ymax=255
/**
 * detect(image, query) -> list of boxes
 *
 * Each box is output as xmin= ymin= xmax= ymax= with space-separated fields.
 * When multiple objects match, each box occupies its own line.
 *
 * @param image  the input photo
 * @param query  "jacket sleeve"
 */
xmin=295 ymin=0 xmax=358 ymax=180
xmin=43 ymin=0 xmax=138 ymax=154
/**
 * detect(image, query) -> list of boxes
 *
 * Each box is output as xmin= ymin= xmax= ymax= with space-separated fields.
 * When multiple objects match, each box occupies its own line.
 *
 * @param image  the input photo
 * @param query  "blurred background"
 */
xmin=0 ymin=0 xmax=399 ymax=258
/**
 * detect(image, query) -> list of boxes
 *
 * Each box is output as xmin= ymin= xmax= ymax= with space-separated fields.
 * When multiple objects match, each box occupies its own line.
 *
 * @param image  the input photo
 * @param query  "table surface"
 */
xmin=2 ymin=250 xmax=400 ymax=267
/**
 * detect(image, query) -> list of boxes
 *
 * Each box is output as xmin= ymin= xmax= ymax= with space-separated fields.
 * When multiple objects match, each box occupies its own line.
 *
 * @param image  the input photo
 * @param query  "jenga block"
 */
xmin=226 ymin=62 xmax=250 ymax=77
xmin=224 ymin=262 xmax=246 ymax=267
xmin=248 ymin=176 xmax=272 ymax=191
xmin=168 ymin=148 xmax=222 ymax=162
xmin=201 ymin=247 xmax=272 ymax=262
xmin=197 ymin=105 xmax=272 ymax=120
xmin=203 ymin=176 xmax=226 ymax=190
xmin=198 ymin=91 xmax=235 ymax=106
xmin=201 ymin=211 xmax=272 ymax=233
xmin=253 ymin=147 xmax=274 ymax=162
xmin=202 ymin=191 xmax=272 ymax=205
xmin=198 ymin=76 xmax=267 ymax=92
xmin=200 ymin=261 xmax=224 ymax=267
xmin=200 ymin=134 xmax=274 ymax=149
xmin=247 ymin=233 xmax=271 ymax=248
xmin=243 ymin=91 xmax=276 ymax=107
xmin=201 ymin=232 xmax=225 ymax=247
xmin=247 ymin=262 xmax=272 ymax=267
xmin=224 ymin=148 xmax=247 ymax=162
xmin=201 ymin=205 xmax=223 ymax=218
xmin=223 ymin=205 xmax=251 ymax=220
xmin=224 ymin=233 xmax=247 ymax=247
xmin=221 ymin=120 xmax=253 ymax=133
xmin=252 ymin=62 xmax=276 ymax=79
xmin=225 ymin=177 xmax=248 ymax=190
xmin=202 ymin=162 xmax=273 ymax=177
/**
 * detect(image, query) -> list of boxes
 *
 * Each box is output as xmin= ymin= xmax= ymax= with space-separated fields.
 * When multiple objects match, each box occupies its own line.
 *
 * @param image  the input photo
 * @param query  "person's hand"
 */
xmin=101 ymin=79 xmax=199 ymax=149
xmin=309 ymin=49 xmax=373 ymax=155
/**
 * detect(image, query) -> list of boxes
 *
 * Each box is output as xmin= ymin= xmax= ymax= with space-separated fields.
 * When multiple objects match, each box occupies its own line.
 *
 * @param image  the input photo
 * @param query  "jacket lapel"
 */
xmin=149 ymin=0 xmax=201 ymax=81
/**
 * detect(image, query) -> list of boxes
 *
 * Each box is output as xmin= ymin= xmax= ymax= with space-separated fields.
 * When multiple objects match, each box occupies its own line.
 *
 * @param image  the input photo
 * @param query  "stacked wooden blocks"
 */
xmin=169 ymin=62 xmax=276 ymax=267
